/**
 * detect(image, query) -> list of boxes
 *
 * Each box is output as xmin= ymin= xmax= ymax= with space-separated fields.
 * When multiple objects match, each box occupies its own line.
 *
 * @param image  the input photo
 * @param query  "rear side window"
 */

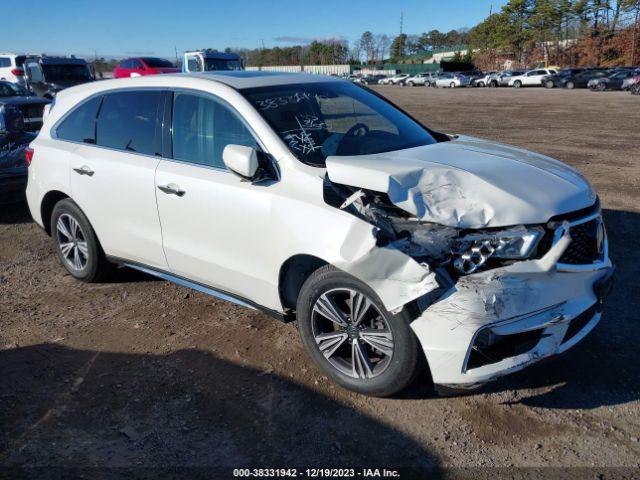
xmin=96 ymin=91 xmax=162 ymax=155
xmin=171 ymin=92 xmax=257 ymax=169
xmin=0 ymin=57 xmax=10 ymax=67
xmin=56 ymin=96 xmax=102 ymax=144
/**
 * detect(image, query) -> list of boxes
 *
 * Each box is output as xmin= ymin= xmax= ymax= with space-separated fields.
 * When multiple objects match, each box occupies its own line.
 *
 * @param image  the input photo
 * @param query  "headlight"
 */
xmin=452 ymin=226 xmax=544 ymax=275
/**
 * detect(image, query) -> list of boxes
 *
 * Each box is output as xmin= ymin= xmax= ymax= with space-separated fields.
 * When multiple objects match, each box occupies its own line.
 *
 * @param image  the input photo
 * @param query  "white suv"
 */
xmin=26 ymin=72 xmax=614 ymax=397
xmin=509 ymin=69 xmax=558 ymax=88
xmin=0 ymin=53 xmax=27 ymax=86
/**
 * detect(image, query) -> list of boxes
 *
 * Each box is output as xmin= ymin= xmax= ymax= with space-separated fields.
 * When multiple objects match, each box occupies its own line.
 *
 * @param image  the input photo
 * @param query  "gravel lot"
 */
xmin=1 ymin=87 xmax=639 ymax=478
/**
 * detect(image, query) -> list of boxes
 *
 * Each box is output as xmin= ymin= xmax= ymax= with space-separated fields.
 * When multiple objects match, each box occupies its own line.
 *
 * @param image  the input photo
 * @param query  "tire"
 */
xmin=596 ymin=83 xmax=606 ymax=91
xmin=51 ymin=198 xmax=113 ymax=282
xmin=513 ymin=80 xmax=522 ymax=88
xmin=477 ymin=81 xmax=485 ymax=88
xmin=450 ymin=82 xmax=456 ymax=88
xmin=489 ymin=80 xmax=497 ymax=88
xmin=296 ymin=265 xmax=422 ymax=397
xmin=545 ymin=80 xmax=555 ymax=88
xmin=407 ymin=81 xmax=414 ymax=87
xmin=566 ymin=81 xmax=575 ymax=90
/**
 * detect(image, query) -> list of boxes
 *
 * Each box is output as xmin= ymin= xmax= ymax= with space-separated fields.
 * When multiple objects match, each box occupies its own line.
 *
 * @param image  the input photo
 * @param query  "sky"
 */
xmin=3 ymin=0 xmax=509 ymax=59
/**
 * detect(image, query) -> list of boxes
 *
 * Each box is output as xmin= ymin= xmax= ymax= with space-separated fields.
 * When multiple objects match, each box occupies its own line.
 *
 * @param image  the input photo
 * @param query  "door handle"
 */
xmin=157 ymin=183 xmax=186 ymax=197
xmin=73 ymin=165 xmax=94 ymax=176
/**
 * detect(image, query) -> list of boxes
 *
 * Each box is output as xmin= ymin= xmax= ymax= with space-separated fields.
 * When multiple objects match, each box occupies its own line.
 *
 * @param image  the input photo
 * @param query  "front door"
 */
xmin=155 ymin=91 xmax=276 ymax=302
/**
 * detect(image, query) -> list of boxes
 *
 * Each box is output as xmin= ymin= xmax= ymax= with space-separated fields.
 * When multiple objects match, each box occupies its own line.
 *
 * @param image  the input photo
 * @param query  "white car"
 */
xmin=26 ymin=72 xmax=614 ymax=397
xmin=509 ymin=69 xmax=558 ymax=88
xmin=379 ymin=74 xmax=410 ymax=85
xmin=0 ymin=53 xmax=27 ymax=86
xmin=405 ymin=73 xmax=437 ymax=87
xmin=433 ymin=72 xmax=471 ymax=88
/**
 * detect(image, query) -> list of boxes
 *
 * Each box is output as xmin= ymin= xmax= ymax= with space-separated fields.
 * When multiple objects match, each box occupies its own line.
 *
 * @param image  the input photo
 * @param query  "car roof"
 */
xmin=188 ymin=71 xmax=342 ymax=89
xmin=54 ymin=71 xmax=344 ymax=101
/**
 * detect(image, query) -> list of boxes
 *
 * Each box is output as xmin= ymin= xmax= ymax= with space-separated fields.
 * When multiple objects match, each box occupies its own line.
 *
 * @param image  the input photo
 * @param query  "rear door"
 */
xmin=66 ymin=89 xmax=168 ymax=269
xmin=155 ymin=90 xmax=275 ymax=300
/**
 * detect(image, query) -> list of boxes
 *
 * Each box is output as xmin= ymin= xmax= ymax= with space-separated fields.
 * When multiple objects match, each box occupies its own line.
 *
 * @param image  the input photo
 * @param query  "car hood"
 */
xmin=0 ymin=96 xmax=50 ymax=106
xmin=325 ymin=135 xmax=596 ymax=229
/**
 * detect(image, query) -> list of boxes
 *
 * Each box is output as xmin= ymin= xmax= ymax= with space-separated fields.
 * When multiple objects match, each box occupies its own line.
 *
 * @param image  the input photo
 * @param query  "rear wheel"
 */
xmin=296 ymin=266 xmax=422 ymax=397
xmin=513 ymin=80 xmax=522 ymax=88
xmin=477 ymin=81 xmax=485 ymax=87
xmin=51 ymin=199 xmax=113 ymax=282
xmin=450 ymin=82 xmax=456 ymax=88
xmin=566 ymin=81 xmax=575 ymax=89
xmin=407 ymin=81 xmax=414 ymax=87
xmin=596 ymin=82 xmax=606 ymax=91
xmin=545 ymin=80 xmax=555 ymax=88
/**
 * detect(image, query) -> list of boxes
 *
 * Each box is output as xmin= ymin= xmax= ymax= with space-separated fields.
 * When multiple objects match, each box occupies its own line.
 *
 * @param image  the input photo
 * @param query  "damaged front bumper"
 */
xmin=410 ymin=217 xmax=614 ymax=388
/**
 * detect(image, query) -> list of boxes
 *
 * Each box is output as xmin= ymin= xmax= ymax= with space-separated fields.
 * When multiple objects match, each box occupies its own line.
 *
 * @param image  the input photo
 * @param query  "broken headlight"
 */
xmin=452 ymin=227 xmax=544 ymax=275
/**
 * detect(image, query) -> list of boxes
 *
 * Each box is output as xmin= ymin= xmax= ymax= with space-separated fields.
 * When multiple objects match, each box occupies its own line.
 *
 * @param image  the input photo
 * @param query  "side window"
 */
xmin=187 ymin=56 xmax=199 ymax=72
xmin=0 ymin=58 xmax=10 ymax=68
xmin=96 ymin=90 xmax=161 ymax=155
xmin=28 ymin=64 xmax=44 ymax=82
xmin=120 ymin=59 xmax=130 ymax=69
xmin=172 ymin=92 xmax=257 ymax=169
xmin=56 ymin=96 xmax=102 ymax=144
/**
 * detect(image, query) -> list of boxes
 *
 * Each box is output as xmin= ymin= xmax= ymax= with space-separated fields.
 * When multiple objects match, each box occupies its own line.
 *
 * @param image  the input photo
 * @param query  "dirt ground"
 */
xmin=1 ymin=87 xmax=639 ymax=479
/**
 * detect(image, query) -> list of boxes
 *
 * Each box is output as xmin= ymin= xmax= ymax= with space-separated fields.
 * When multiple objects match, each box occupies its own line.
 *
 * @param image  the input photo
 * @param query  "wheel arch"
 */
xmin=40 ymin=190 xmax=70 ymax=235
xmin=278 ymin=254 xmax=329 ymax=312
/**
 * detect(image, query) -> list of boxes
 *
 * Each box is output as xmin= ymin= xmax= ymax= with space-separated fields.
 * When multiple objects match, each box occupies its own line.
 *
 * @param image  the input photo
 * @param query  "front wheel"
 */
xmin=513 ymin=80 xmax=522 ymax=88
xmin=477 ymin=81 xmax=485 ymax=88
xmin=296 ymin=266 xmax=422 ymax=397
xmin=407 ymin=81 xmax=414 ymax=87
xmin=566 ymin=81 xmax=575 ymax=89
xmin=545 ymin=80 xmax=555 ymax=88
xmin=449 ymin=82 xmax=456 ymax=88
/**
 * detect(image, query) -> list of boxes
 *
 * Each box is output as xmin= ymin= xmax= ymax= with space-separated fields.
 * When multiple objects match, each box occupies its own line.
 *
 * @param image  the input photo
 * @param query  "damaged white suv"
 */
xmin=26 ymin=72 xmax=614 ymax=397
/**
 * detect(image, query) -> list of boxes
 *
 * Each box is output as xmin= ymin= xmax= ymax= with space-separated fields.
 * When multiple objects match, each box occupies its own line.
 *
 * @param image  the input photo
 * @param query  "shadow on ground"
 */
xmin=0 ymin=344 xmax=440 ymax=475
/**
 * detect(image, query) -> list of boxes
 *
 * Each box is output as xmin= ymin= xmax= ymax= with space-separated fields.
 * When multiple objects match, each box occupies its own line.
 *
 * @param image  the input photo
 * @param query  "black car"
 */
xmin=0 ymin=80 xmax=50 ymax=131
xmin=589 ymin=69 xmax=640 ymax=91
xmin=23 ymin=56 xmax=94 ymax=98
xmin=541 ymin=68 xmax=585 ymax=88
xmin=0 ymin=104 xmax=35 ymax=204
xmin=556 ymin=69 xmax=611 ymax=89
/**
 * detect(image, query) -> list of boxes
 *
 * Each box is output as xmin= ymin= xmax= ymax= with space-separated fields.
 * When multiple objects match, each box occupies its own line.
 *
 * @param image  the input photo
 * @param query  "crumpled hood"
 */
xmin=325 ymin=135 xmax=596 ymax=228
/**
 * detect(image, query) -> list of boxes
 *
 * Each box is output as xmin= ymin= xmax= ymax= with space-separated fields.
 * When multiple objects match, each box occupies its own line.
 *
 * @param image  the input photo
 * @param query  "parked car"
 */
xmin=541 ymin=68 xmax=586 ymax=88
xmin=405 ymin=72 xmax=437 ymax=87
xmin=113 ymin=57 xmax=179 ymax=78
xmin=0 ymin=53 xmax=27 ymax=86
xmin=623 ymin=74 xmax=640 ymax=92
xmin=182 ymin=50 xmax=244 ymax=72
xmin=0 ymin=80 xmax=50 ymax=131
xmin=27 ymin=72 xmax=613 ymax=397
xmin=471 ymin=72 xmax=497 ymax=87
xmin=487 ymin=70 xmax=525 ymax=87
xmin=23 ymin=56 xmax=94 ymax=98
xmin=378 ymin=74 xmax=409 ymax=85
xmin=589 ymin=70 xmax=640 ymax=91
xmin=509 ymin=69 xmax=558 ymax=88
xmin=433 ymin=72 xmax=470 ymax=88
xmin=556 ymin=70 xmax=611 ymax=89
xmin=1 ymin=104 xmax=34 ymax=204
xmin=354 ymin=74 xmax=387 ymax=85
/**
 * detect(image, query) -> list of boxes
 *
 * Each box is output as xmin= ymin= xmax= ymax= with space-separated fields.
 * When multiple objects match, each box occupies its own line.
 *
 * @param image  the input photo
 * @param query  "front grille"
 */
xmin=559 ymin=218 xmax=601 ymax=265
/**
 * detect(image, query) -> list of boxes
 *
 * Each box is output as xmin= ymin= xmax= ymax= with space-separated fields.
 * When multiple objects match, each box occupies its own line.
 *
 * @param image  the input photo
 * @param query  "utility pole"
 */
xmin=174 ymin=45 xmax=178 ymax=64
xmin=632 ymin=2 xmax=640 ymax=66
xmin=399 ymin=11 xmax=404 ymax=57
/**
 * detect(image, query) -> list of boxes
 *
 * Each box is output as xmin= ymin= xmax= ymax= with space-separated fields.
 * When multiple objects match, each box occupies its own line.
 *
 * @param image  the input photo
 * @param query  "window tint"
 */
xmin=0 ymin=58 xmax=10 ymax=67
xmin=172 ymin=92 xmax=257 ymax=169
xmin=56 ymin=95 xmax=102 ymax=144
xmin=96 ymin=91 xmax=161 ymax=155
xmin=187 ymin=56 xmax=199 ymax=72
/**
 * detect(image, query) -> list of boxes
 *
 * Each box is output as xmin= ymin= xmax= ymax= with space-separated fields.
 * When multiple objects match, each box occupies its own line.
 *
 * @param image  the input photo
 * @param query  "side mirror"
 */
xmin=223 ymin=144 xmax=259 ymax=180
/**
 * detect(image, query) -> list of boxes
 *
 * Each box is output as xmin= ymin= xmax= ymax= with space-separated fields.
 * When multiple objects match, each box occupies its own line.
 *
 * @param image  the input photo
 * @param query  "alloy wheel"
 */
xmin=56 ymin=213 xmax=89 ymax=271
xmin=311 ymin=288 xmax=394 ymax=380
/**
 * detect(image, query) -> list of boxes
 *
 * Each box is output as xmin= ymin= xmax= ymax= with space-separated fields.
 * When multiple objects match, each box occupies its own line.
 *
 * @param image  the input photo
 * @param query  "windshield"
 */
xmin=0 ymin=82 xmax=27 ymax=97
xmin=42 ymin=64 xmax=91 ymax=82
xmin=203 ymin=59 xmax=243 ymax=71
xmin=142 ymin=57 xmax=175 ymax=68
xmin=242 ymin=81 xmax=438 ymax=167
